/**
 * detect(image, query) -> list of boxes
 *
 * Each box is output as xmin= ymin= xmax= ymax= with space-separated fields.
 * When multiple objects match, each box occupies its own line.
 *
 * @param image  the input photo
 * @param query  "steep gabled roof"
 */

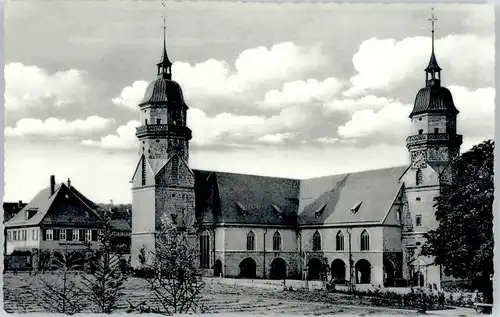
xmin=5 ymin=183 xmax=101 ymax=228
xmin=194 ymin=170 xmax=300 ymax=226
xmin=3 ymin=202 xmax=27 ymax=223
xmin=299 ymin=166 xmax=407 ymax=225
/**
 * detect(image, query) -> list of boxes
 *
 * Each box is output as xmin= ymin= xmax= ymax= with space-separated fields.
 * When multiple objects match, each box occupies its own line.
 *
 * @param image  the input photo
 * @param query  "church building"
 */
xmin=130 ymin=15 xmax=461 ymax=289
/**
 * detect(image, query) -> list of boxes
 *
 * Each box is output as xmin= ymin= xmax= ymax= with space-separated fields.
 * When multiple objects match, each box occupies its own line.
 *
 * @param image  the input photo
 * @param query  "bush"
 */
xmin=132 ymin=267 xmax=155 ymax=278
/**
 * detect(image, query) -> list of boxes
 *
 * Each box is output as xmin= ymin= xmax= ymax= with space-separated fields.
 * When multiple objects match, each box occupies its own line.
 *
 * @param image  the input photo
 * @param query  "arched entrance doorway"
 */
xmin=239 ymin=258 xmax=257 ymax=278
xmin=355 ymin=259 xmax=371 ymax=284
xmin=383 ymin=260 xmax=395 ymax=287
xmin=331 ymin=259 xmax=346 ymax=283
xmin=413 ymin=271 xmax=425 ymax=287
xmin=214 ymin=259 xmax=223 ymax=277
xmin=269 ymin=257 xmax=287 ymax=280
xmin=307 ymin=258 xmax=324 ymax=281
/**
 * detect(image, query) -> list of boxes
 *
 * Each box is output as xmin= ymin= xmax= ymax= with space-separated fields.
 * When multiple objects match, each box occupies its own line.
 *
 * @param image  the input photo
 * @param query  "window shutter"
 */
xmin=54 ymin=229 xmax=60 ymax=241
xmin=79 ymin=230 xmax=85 ymax=241
xmin=66 ymin=229 xmax=73 ymax=241
xmin=91 ymin=230 xmax=98 ymax=241
xmin=42 ymin=229 xmax=47 ymax=241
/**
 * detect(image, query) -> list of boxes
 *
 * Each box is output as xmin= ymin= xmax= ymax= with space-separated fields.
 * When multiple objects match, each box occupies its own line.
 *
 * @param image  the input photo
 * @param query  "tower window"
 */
xmin=416 ymin=215 xmax=422 ymax=227
xmin=416 ymin=169 xmax=423 ymax=185
xmin=416 ymin=197 xmax=421 ymax=201
xmin=145 ymin=119 xmax=148 ymax=125
xmin=157 ymin=118 xmax=161 ymax=125
xmin=141 ymin=157 xmax=146 ymax=186
xmin=434 ymin=128 xmax=439 ymax=134
xmin=171 ymin=156 xmax=179 ymax=182
xmin=418 ymin=129 xmax=423 ymax=135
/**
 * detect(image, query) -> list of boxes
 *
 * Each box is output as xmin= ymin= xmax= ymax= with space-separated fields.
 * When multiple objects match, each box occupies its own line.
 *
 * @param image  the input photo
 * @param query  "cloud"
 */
xmin=114 ymin=42 xmax=327 ymax=111
xmin=256 ymin=132 xmax=295 ymax=144
xmin=112 ymin=80 xmax=149 ymax=110
xmin=448 ymin=86 xmax=495 ymax=137
xmin=5 ymin=63 xmax=89 ymax=110
xmin=82 ymin=120 xmax=140 ymax=150
xmin=5 ymin=116 xmax=114 ymax=138
xmin=345 ymin=35 xmax=494 ymax=96
xmin=337 ymin=100 xmax=411 ymax=141
xmin=323 ymin=95 xmax=391 ymax=113
xmin=316 ymin=137 xmax=339 ymax=144
xmin=337 ymin=85 xmax=494 ymax=147
xmin=259 ymin=78 xmax=343 ymax=109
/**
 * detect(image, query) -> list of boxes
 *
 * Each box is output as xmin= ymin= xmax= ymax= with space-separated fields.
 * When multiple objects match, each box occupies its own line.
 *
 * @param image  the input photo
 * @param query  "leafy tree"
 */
xmin=422 ymin=140 xmax=494 ymax=303
xmin=80 ymin=210 xmax=128 ymax=313
xmin=29 ymin=250 xmax=83 ymax=314
xmin=130 ymin=215 xmax=206 ymax=315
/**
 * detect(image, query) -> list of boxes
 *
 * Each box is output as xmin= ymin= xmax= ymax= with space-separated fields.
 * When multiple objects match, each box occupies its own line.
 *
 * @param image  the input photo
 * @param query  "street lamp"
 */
xmin=347 ymin=227 xmax=356 ymax=293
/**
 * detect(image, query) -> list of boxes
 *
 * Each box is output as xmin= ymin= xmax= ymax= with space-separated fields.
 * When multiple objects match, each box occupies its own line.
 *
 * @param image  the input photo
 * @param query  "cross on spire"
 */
xmin=428 ymin=7 xmax=437 ymax=53
xmin=425 ymin=7 xmax=441 ymax=86
xmin=157 ymin=1 xmax=172 ymax=80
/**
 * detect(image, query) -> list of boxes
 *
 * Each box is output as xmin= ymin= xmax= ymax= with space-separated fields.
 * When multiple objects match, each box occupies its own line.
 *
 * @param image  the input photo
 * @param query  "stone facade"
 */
xmin=130 ymin=30 xmax=463 ymax=290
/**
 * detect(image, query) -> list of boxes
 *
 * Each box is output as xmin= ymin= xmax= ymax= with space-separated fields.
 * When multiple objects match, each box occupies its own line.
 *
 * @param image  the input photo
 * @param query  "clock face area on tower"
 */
xmin=411 ymin=150 xmax=427 ymax=169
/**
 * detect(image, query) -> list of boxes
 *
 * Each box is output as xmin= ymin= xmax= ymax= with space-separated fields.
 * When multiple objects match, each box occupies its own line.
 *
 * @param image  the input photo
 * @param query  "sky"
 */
xmin=3 ymin=1 xmax=495 ymax=204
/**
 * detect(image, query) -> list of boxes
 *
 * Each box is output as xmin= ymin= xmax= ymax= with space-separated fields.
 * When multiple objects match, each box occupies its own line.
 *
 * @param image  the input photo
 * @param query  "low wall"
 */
xmin=203 ymin=277 xmax=325 ymax=290
xmin=203 ymin=277 xmax=480 ymax=301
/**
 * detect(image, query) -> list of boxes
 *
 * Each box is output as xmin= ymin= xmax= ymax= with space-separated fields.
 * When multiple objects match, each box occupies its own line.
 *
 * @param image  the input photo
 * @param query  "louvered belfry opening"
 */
xmin=141 ymin=158 xmax=146 ymax=186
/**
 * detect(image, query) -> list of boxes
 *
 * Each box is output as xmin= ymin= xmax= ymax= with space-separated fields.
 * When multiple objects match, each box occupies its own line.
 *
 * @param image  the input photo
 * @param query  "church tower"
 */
xmin=131 ymin=18 xmax=196 ymax=267
xmin=401 ymin=9 xmax=462 ymax=288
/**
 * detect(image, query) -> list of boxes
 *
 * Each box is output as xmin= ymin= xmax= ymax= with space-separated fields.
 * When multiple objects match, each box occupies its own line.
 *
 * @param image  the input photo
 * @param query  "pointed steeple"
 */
xmin=425 ymin=8 xmax=441 ymax=87
xmin=157 ymin=3 xmax=172 ymax=80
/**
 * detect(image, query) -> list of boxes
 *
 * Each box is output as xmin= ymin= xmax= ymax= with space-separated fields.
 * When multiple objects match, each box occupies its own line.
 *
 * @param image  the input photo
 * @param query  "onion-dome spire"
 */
xmin=157 ymin=3 xmax=172 ymax=80
xmin=425 ymin=8 xmax=441 ymax=87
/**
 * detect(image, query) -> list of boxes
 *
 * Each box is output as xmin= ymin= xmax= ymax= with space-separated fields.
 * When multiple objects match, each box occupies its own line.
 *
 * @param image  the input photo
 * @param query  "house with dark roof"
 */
xmin=130 ymin=17 xmax=463 ymax=290
xmin=4 ymin=176 xmax=104 ymax=270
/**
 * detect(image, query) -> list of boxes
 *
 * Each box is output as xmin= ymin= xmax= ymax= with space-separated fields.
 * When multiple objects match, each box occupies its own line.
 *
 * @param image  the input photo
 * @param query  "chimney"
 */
xmin=67 ymin=178 xmax=71 ymax=188
xmin=18 ymin=200 xmax=22 ymax=208
xmin=50 ymin=175 xmax=55 ymax=196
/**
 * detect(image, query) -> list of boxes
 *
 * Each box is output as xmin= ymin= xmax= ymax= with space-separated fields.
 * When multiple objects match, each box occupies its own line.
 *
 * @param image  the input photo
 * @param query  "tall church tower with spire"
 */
xmin=130 ymin=16 xmax=196 ymax=267
xmin=400 ymin=9 xmax=462 ymax=288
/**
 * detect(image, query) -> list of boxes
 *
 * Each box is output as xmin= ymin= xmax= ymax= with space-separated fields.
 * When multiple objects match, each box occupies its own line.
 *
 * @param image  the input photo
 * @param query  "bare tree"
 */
xmin=80 ymin=210 xmax=127 ymax=313
xmin=130 ymin=215 xmax=207 ymax=315
xmin=29 ymin=250 xmax=83 ymax=314
xmin=295 ymin=232 xmax=330 ymax=289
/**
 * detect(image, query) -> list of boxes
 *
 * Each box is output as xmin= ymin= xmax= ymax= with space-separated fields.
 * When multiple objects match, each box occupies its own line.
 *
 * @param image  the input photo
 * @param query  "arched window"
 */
xmin=360 ymin=230 xmax=370 ymax=251
xmin=273 ymin=231 xmax=282 ymax=251
xmin=336 ymin=231 xmax=344 ymax=251
xmin=199 ymin=231 xmax=210 ymax=269
xmin=416 ymin=169 xmax=423 ymax=185
xmin=246 ymin=231 xmax=255 ymax=251
xmin=141 ymin=157 xmax=146 ymax=186
xmin=312 ymin=231 xmax=322 ymax=251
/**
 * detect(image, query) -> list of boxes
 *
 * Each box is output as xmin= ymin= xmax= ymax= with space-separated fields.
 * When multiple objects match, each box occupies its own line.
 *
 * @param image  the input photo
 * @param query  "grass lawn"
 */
xmin=1 ymin=273 xmax=473 ymax=316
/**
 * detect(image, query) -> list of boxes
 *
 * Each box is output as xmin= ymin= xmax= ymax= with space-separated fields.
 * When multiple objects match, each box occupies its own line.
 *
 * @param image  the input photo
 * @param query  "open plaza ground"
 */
xmin=2 ymin=273 xmax=482 ymax=316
